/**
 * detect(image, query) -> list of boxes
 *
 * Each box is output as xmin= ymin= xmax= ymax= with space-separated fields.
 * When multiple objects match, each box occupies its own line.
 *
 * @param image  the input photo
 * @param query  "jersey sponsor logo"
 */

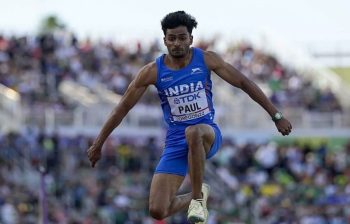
xmin=191 ymin=67 xmax=203 ymax=74
xmin=160 ymin=76 xmax=173 ymax=82
xmin=173 ymin=92 xmax=201 ymax=105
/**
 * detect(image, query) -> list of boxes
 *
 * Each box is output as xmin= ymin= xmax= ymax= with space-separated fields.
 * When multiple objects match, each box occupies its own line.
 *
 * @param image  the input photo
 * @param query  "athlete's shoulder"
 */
xmin=135 ymin=61 xmax=157 ymax=86
xmin=202 ymin=50 xmax=224 ymax=70
xmin=141 ymin=61 xmax=157 ymax=75
xmin=202 ymin=50 xmax=221 ymax=60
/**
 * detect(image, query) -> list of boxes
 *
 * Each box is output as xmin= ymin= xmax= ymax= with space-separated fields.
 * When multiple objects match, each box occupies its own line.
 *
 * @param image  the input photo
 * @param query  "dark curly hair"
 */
xmin=161 ymin=11 xmax=198 ymax=35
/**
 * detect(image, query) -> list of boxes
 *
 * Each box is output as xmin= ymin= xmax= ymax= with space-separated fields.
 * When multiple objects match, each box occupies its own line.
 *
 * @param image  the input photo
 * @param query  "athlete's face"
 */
xmin=164 ymin=26 xmax=193 ymax=58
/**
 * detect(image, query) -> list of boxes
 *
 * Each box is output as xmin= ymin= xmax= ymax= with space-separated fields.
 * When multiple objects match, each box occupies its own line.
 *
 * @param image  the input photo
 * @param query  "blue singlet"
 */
xmin=154 ymin=47 xmax=222 ymax=176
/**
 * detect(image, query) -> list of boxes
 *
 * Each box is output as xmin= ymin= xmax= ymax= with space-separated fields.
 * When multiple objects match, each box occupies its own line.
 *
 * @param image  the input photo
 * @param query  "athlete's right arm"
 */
xmin=87 ymin=62 xmax=157 ymax=167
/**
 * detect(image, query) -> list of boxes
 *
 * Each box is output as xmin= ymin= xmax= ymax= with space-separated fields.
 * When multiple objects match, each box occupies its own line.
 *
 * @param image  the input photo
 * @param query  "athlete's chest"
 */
xmin=158 ymin=65 xmax=209 ymax=97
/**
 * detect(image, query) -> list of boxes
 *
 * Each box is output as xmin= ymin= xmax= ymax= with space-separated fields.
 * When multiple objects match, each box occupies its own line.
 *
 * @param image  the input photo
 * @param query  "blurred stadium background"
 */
xmin=1 ymin=1 xmax=350 ymax=224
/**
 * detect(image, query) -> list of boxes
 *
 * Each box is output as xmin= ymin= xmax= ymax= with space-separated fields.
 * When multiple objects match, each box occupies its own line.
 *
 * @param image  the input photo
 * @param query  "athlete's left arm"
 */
xmin=204 ymin=50 xmax=292 ymax=136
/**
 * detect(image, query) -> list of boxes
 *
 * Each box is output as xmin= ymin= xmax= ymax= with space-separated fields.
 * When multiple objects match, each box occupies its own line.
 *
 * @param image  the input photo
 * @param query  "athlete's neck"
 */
xmin=165 ymin=48 xmax=193 ymax=70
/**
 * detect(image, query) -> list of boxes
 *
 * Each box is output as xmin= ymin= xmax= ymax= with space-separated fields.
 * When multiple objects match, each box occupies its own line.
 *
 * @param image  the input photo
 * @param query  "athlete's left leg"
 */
xmin=185 ymin=124 xmax=215 ymax=200
xmin=185 ymin=124 xmax=218 ymax=223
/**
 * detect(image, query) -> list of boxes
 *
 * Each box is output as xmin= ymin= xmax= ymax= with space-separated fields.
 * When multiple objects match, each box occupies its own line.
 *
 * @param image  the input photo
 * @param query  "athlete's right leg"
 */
xmin=149 ymin=173 xmax=192 ymax=220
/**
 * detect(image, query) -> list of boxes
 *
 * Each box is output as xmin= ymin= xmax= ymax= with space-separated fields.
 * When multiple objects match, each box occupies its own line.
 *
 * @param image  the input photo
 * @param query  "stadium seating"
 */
xmin=1 ymin=33 xmax=350 ymax=223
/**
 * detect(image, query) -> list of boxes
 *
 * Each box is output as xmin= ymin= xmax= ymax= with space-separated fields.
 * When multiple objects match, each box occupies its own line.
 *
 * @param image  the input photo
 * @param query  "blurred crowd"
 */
xmin=0 ymin=33 xmax=161 ymax=109
xmin=0 ymin=32 xmax=347 ymax=224
xmin=0 ymin=33 xmax=342 ymax=112
xmin=222 ymin=43 xmax=342 ymax=112
xmin=1 ymin=130 xmax=350 ymax=224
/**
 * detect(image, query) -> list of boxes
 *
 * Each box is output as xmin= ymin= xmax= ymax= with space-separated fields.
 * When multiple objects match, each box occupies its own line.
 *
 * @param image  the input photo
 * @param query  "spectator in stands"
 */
xmin=0 ymin=31 xmax=343 ymax=112
xmin=2 ymin=131 xmax=350 ymax=223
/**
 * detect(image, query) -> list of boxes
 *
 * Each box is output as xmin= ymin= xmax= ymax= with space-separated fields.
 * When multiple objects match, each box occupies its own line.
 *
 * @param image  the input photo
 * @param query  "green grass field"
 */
xmin=330 ymin=67 xmax=350 ymax=86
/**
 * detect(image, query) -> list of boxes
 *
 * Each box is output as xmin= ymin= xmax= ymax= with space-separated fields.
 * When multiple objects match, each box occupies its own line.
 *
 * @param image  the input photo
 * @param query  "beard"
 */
xmin=169 ymin=47 xmax=189 ymax=58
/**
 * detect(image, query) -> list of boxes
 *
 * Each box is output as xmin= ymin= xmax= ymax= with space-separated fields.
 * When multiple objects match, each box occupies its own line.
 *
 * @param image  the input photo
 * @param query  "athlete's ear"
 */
xmin=163 ymin=36 xmax=167 ymax=45
xmin=190 ymin=35 xmax=193 ymax=45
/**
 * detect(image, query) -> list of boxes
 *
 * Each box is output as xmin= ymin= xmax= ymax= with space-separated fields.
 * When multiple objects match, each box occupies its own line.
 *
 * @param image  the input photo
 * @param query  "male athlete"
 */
xmin=87 ymin=11 xmax=292 ymax=223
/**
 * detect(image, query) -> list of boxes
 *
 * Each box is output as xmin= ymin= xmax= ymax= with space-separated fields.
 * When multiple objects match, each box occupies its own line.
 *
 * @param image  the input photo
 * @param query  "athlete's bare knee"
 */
xmin=185 ymin=125 xmax=202 ymax=141
xmin=149 ymin=203 xmax=167 ymax=220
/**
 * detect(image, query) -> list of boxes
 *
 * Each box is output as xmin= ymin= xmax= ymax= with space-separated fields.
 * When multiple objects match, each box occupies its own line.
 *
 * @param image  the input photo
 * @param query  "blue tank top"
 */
xmin=155 ymin=48 xmax=215 ymax=130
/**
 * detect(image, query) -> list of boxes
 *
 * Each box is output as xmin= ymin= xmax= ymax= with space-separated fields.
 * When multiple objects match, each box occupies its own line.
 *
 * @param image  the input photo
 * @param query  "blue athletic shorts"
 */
xmin=155 ymin=124 xmax=222 ymax=176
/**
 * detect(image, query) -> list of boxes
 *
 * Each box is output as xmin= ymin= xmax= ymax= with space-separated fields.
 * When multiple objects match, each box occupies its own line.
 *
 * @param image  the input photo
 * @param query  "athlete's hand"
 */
xmin=275 ymin=118 xmax=292 ymax=136
xmin=87 ymin=144 xmax=102 ymax=168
